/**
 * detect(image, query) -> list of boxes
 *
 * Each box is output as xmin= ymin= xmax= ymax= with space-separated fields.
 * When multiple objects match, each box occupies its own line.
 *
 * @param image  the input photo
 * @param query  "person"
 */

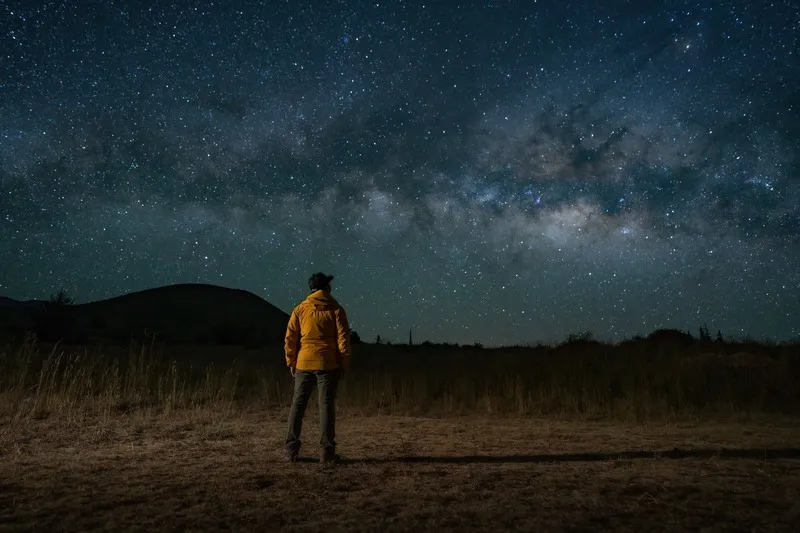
xmin=284 ymin=272 xmax=352 ymax=465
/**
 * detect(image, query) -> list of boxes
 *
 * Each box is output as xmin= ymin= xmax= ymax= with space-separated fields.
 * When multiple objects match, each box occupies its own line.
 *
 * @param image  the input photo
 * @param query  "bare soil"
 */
xmin=1 ymin=410 xmax=799 ymax=532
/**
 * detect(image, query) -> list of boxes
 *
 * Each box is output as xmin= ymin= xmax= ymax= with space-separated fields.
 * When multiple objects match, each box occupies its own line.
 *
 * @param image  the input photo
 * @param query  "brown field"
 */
xmin=1 ymin=337 xmax=800 ymax=531
xmin=2 ymin=410 xmax=800 ymax=532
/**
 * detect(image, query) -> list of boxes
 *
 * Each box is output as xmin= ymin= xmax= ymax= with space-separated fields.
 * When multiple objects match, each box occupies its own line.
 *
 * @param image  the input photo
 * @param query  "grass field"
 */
xmin=3 ymin=334 xmax=800 ymax=420
xmin=1 ymin=336 xmax=800 ymax=531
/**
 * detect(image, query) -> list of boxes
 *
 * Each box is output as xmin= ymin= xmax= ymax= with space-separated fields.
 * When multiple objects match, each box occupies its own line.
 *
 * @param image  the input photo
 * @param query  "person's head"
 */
xmin=308 ymin=272 xmax=334 ymax=292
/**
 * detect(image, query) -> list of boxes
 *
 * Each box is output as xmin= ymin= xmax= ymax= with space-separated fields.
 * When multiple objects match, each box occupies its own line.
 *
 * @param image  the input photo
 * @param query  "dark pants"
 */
xmin=285 ymin=370 xmax=341 ymax=455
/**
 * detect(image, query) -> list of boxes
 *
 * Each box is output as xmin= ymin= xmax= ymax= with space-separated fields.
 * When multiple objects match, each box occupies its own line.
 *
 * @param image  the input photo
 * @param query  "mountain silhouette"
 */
xmin=0 ymin=284 xmax=289 ymax=345
xmin=0 ymin=296 xmax=46 ymax=309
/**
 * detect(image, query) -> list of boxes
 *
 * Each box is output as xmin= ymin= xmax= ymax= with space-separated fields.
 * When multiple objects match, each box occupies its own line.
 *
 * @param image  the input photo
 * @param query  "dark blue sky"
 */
xmin=1 ymin=0 xmax=798 ymax=345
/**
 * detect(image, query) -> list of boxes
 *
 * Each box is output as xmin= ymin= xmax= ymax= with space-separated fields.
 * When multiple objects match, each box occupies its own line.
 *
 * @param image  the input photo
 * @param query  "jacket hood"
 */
xmin=302 ymin=290 xmax=339 ymax=310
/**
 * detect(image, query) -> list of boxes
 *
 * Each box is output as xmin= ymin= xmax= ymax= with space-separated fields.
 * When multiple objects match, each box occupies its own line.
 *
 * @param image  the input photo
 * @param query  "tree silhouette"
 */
xmin=49 ymin=289 xmax=74 ymax=306
xmin=698 ymin=323 xmax=711 ymax=342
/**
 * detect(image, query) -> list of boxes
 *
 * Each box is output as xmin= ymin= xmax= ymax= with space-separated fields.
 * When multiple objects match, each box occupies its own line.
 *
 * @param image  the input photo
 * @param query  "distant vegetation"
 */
xmin=1 ymin=329 xmax=798 ymax=422
xmin=1 ymin=284 xmax=798 ymax=421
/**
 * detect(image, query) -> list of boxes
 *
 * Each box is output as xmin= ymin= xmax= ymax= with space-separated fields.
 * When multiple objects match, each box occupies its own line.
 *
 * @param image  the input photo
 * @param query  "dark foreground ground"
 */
xmin=1 ymin=410 xmax=799 ymax=532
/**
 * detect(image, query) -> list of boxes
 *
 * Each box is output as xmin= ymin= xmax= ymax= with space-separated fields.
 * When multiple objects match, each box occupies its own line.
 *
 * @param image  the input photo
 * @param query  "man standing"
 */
xmin=284 ymin=272 xmax=352 ymax=464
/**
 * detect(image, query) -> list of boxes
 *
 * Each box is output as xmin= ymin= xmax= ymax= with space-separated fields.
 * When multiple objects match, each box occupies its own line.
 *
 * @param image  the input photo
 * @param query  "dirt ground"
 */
xmin=1 ymin=409 xmax=799 ymax=532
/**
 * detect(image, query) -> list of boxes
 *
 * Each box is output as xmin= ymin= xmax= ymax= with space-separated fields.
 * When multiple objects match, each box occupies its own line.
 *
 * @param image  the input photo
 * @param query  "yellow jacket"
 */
xmin=284 ymin=290 xmax=352 ymax=371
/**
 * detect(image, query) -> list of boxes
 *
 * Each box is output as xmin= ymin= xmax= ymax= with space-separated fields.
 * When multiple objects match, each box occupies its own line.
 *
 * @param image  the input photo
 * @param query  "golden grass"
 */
xmin=2 ymin=335 xmax=799 ymax=421
xmin=1 ymin=411 xmax=799 ymax=532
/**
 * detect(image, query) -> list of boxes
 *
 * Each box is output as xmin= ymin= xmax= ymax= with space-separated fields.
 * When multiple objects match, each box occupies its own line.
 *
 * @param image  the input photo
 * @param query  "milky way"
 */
xmin=1 ymin=0 xmax=798 ymax=345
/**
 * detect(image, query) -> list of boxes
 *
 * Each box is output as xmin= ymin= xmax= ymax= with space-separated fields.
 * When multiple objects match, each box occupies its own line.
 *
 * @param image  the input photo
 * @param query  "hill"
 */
xmin=0 ymin=296 xmax=46 ymax=309
xmin=0 ymin=284 xmax=290 ymax=346
xmin=0 ymin=296 xmax=19 ymax=308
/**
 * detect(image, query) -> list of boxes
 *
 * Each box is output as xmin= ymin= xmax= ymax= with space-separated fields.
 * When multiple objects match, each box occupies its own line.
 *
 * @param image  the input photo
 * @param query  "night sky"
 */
xmin=1 ymin=1 xmax=799 ymax=346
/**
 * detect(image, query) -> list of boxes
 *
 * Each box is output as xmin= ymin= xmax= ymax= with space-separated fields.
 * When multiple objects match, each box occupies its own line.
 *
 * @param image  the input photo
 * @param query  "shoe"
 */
xmin=320 ymin=449 xmax=341 ymax=465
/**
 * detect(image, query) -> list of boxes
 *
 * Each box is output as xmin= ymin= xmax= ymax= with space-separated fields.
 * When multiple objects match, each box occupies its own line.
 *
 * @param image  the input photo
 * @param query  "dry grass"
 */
xmin=1 ymin=410 xmax=799 ymax=532
xmin=1 ymin=337 xmax=799 ymax=530
xmin=2 ymin=336 xmax=799 ymax=421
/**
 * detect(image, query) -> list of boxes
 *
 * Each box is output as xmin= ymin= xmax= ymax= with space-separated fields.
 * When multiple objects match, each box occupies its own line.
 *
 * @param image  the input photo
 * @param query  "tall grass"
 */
xmin=1 ymin=335 xmax=799 ymax=421
xmin=0 ymin=336 xmax=243 ymax=421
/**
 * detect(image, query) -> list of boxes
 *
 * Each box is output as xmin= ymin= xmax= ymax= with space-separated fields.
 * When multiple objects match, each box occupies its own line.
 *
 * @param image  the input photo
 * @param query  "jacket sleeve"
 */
xmin=284 ymin=308 xmax=301 ymax=368
xmin=335 ymin=306 xmax=352 ymax=369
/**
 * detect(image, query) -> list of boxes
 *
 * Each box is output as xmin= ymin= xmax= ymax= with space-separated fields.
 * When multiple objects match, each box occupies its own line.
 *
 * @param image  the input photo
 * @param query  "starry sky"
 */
xmin=1 ymin=0 xmax=799 ymax=346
